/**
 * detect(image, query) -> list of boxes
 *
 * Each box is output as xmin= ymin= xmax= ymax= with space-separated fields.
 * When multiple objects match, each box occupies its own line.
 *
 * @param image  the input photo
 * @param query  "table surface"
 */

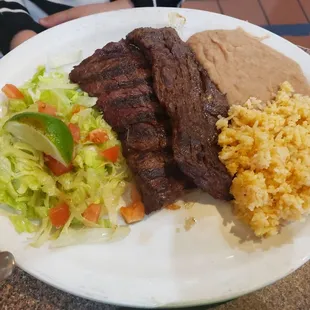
xmin=1 ymin=46 xmax=310 ymax=310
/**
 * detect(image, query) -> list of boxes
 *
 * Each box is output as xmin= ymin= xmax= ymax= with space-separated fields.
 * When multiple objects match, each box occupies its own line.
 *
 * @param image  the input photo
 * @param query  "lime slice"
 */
xmin=4 ymin=112 xmax=74 ymax=166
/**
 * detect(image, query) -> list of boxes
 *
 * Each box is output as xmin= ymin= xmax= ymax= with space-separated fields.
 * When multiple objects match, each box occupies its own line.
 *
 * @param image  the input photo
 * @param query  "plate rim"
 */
xmin=1 ymin=7 xmax=310 ymax=308
xmin=16 ymin=257 xmax=306 ymax=308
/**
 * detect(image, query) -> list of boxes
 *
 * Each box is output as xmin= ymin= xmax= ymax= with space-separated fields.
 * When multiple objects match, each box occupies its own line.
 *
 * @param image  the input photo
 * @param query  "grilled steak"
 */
xmin=127 ymin=27 xmax=232 ymax=200
xmin=70 ymin=40 xmax=190 ymax=214
xmin=70 ymin=40 xmax=151 ymax=97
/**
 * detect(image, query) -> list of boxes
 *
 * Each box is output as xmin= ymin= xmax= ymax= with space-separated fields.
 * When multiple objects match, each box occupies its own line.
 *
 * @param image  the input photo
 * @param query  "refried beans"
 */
xmin=187 ymin=28 xmax=310 ymax=105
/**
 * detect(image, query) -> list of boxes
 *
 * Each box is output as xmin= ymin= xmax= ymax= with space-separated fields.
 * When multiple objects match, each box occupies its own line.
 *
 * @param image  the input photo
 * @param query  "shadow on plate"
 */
xmin=180 ymin=190 xmax=306 ymax=253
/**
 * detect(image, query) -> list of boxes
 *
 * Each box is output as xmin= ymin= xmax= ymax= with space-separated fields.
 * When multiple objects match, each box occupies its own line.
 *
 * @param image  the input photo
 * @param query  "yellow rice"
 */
xmin=217 ymin=82 xmax=310 ymax=237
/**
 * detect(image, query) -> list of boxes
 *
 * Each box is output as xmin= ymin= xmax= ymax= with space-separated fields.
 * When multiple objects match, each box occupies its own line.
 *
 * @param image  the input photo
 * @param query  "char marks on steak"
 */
xmin=70 ymin=40 xmax=189 ymax=214
xmin=126 ymin=27 xmax=232 ymax=200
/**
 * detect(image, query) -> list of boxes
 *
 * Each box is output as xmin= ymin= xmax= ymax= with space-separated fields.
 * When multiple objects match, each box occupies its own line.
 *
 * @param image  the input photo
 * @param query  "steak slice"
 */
xmin=127 ymin=27 xmax=232 ymax=200
xmin=79 ymin=69 xmax=152 ymax=97
xmin=70 ymin=40 xmax=190 ymax=214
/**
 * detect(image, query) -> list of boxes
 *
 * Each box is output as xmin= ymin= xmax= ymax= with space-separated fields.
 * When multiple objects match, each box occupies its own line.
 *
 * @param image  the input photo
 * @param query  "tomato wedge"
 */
xmin=44 ymin=155 xmax=73 ymax=176
xmin=49 ymin=202 xmax=70 ymax=227
xmin=2 ymin=84 xmax=24 ymax=99
xmin=68 ymin=123 xmax=80 ymax=143
xmin=82 ymin=204 xmax=101 ymax=223
xmin=120 ymin=201 xmax=145 ymax=224
xmin=37 ymin=101 xmax=57 ymax=116
xmin=87 ymin=129 xmax=109 ymax=144
xmin=100 ymin=145 xmax=120 ymax=163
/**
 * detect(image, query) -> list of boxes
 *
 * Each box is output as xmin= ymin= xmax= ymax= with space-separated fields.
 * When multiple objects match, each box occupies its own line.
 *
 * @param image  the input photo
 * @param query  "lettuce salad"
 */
xmin=0 ymin=67 xmax=131 ymax=247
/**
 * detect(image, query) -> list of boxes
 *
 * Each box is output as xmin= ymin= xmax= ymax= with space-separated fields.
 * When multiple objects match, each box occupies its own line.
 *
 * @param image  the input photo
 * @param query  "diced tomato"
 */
xmin=37 ymin=101 xmax=57 ymax=116
xmin=166 ymin=204 xmax=181 ymax=210
xmin=71 ymin=104 xmax=85 ymax=115
xmin=2 ymin=84 xmax=24 ymax=99
xmin=120 ymin=201 xmax=145 ymax=224
xmin=100 ymin=145 xmax=120 ymax=163
xmin=121 ymin=184 xmax=145 ymax=223
xmin=131 ymin=184 xmax=141 ymax=203
xmin=82 ymin=203 xmax=101 ymax=223
xmin=49 ymin=202 xmax=70 ymax=227
xmin=44 ymin=155 xmax=73 ymax=176
xmin=68 ymin=123 xmax=80 ymax=143
xmin=87 ymin=129 xmax=109 ymax=144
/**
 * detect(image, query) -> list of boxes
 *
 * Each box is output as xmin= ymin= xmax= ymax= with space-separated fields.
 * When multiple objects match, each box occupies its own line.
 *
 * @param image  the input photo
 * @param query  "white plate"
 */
xmin=1 ymin=8 xmax=310 ymax=308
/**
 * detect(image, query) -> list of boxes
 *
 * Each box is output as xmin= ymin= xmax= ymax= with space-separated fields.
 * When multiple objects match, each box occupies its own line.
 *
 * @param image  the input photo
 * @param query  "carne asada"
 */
xmin=127 ymin=27 xmax=232 ymax=200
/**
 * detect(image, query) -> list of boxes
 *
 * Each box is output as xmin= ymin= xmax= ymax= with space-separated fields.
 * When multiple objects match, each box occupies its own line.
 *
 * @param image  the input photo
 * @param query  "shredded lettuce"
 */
xmin=8 ymin=99 xmax=28 ymax=113
xmin=74 ymin=95 xmax=97 ymax=108
xmin=0 ymin=66 xmax=131 ymax=247
xmin=9 ymin=215 xmax=38 ymax=233
xmin=49 ymin=226 xmax=130 ymax=248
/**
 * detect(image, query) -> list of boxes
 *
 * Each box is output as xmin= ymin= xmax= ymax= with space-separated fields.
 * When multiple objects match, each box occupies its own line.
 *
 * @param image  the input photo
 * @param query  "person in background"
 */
xmin=0 ymin=0 xmax=183 ymax=55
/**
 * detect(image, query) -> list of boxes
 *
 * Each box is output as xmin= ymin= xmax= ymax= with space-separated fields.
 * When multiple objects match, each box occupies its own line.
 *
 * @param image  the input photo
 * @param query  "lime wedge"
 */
xmin=4 ymin=112 xmax=73 ymax=166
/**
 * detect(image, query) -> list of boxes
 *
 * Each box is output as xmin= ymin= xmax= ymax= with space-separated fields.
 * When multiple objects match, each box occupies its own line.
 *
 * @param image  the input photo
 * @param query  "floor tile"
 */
xmin=260 ymin=0 xmax=308 ymax=24
xmin=219 ymin=0 xmax=267 ymax=25
xmin=299 ymin=0 xmax=310 ymax=22
xmin=182 ymin=0 xmax=222 ymax=13
xmin=283 ymin=35 xmax=310 ymax=48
